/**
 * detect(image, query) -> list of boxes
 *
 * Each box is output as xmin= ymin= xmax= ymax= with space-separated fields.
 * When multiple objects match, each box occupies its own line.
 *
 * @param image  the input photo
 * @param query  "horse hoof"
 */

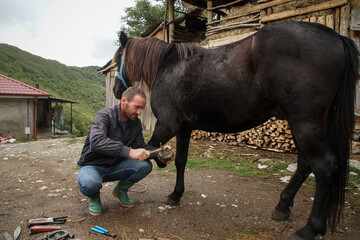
xmin=271 ymin=208 xmax=291 ymax=221
xmin=294 ymin=226 xmax=315 ymax=240
xmin=166 ymin=196 xmax=180 ymax=206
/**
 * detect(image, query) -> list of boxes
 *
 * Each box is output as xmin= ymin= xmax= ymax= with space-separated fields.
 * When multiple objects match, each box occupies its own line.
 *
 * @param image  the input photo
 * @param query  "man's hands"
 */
xmin=128 ymin=148 xmax=150 ymax=161
xmin=128 ymin=146 xmax=175 ymax=164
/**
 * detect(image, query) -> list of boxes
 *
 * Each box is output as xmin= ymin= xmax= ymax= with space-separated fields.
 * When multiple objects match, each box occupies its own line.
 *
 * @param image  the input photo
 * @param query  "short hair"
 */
xmin=121 ymin=87 xmax=146 ymax=102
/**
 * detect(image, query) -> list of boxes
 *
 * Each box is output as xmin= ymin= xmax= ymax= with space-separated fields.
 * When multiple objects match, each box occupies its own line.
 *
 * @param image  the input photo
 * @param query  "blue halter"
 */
xmin=116 ymin=59 xmax=128 ymax=89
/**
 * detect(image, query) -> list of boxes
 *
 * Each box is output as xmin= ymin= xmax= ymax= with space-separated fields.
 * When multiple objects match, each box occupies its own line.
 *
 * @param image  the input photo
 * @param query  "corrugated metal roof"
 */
xmin=0 ymin=73 xmax=50 ymax=97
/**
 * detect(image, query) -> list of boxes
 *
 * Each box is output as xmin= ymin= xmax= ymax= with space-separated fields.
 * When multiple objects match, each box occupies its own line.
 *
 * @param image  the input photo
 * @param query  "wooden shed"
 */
xmin=0 ymin=74 xmax=78 ymax=140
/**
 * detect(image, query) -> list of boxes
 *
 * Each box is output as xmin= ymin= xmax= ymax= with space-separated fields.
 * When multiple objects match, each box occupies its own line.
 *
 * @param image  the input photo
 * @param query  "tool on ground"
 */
xmin=91 ymin=225 xmax=117 ymax=238
xmin=4 ymin=232 xmax=13 ymax=240
xmin=13 ymin=226 xmax=21 ymax=240
xmin=35 ymin=229 xmax=79 ymax=240
xmin=150 ymin=144 xmax=175 ymax=163
xmin=4 ymin=226 xmax=21 ymax=240
xmin=30 ymin=225 xmax=62 ymax=234
xmin=27 ymin=216 xmax=67 ymax=227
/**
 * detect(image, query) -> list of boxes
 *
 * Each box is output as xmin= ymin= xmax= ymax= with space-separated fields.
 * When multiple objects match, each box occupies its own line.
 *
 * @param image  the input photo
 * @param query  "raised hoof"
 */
xmin=166 ymin=196 xmax=180 ymax=206
xmin=271 ymin=208 xmax=291 ymax=221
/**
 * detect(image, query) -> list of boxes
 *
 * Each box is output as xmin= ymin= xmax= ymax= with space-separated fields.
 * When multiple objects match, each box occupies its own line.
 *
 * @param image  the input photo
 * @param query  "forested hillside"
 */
xmin=0 ymin=43 xmax=107 ymax=136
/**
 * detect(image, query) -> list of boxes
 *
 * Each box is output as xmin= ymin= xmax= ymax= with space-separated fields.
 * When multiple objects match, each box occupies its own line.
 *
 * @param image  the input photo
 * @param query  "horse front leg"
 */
xmin=272 ymin=147 xmax=311 ymax=221
xmin=148 ymin=121 xmax=178 ymax=168
xmin=166 ymin=125 xmax=192 ymax=206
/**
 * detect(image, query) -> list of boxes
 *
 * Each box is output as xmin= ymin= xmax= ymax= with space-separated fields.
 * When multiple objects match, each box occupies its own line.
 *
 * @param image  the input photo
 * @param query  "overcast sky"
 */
xmin=0 ymin=0 xmax=136 ymax=67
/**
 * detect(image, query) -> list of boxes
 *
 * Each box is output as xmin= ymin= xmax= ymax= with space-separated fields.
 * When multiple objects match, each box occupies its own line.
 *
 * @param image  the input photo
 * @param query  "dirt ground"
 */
xmin=0 ymin=137 xmax=359 ymax=240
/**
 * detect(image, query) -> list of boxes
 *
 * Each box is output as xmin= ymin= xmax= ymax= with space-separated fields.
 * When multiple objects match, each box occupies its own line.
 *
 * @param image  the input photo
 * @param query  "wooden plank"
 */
xmin=248 ymin=0 xmax=292 ymax=13
xmin=326 ymin=14 xmax=335 ymax=29
xmin=310 ymin=16 xmax=317 ymax=22
xmin=261 ymin=0 xmax=348 ymax=23
xmin=208 ymin=0 xmax=246 ymax=11
xmin=340 ymin=4 xmax=350 ymax=36
xmin=335 ymin=8 xmax=340 ymax=33
xmin=317 ymin=16 xmax=326 ymax=25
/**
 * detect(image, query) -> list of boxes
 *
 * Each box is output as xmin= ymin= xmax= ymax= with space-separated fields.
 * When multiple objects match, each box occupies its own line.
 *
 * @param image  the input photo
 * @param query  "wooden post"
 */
xmin=168 ymin=0 xmax=174 ymax=43
xmin=340 ymin=4 xmax=350 ymax=36
xmin=163 ymin=0 xmax=168 ymax=42
xmin=207 ymin=0 xmax=213 ymax=24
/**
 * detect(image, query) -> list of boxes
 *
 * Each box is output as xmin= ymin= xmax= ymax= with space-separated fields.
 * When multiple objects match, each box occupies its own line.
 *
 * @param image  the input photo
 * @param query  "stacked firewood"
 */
xmin=191 ymin=117 xmax=296 ymax=152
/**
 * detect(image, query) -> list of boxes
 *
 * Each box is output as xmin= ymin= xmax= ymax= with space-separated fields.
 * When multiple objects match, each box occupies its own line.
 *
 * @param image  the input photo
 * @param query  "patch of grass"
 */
xmin=271 ymin=162 xmax=288 ymax=171
xmin=348 ymin=167 xmax=360 ymax=185
xmin=66 ymin=138 xmax=79 ymax=144
xmin=21 ymin=151 xmax=29 ymax=154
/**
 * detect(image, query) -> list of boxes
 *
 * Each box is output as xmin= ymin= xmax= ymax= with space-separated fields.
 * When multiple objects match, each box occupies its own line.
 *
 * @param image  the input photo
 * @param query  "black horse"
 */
xmin=112 ymin=21 xmax=359 ymax=239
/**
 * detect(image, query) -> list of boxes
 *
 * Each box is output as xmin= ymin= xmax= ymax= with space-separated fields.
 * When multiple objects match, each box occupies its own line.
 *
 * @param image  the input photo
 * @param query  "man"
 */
xmin=77 ymin=87 xmax=172 ymax=215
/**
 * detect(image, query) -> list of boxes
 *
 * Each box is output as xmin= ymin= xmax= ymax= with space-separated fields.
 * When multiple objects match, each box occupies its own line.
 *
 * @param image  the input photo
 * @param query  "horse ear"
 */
xmin=120 ymin=31 xmax=128 ymax=48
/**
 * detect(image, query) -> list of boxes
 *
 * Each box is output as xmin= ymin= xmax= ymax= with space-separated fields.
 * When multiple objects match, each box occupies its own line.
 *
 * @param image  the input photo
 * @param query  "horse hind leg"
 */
xmin=289 ymin=121 xmax=338 ymax=239
xmin=272 ymin=147 xmax=311 ymax=221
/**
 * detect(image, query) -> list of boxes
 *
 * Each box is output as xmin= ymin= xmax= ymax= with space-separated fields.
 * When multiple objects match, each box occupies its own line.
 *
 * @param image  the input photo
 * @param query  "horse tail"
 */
xmin=327 ymin=35 xmax=359 ymax=233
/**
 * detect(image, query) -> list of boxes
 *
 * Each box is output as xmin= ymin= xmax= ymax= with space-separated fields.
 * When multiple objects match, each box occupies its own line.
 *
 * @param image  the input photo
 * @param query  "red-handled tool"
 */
xmin=29 ymin=225 xmax=62 ymax=234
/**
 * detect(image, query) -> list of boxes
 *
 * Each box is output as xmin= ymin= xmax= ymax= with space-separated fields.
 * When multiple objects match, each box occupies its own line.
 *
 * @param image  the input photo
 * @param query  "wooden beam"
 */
xmin=340 ymin=4 xmax=350 ymax=36
xmin=326 ymin=14 xmax=335 ymax=29
xmin=247 ymin=0 xmax=292 ymax=14
xmin=261 ymin=0 xmax=348 ymax=23
xmin=207 ymin=0 xmax=213 ymax=23
xmin=208 ymin=0 xmax=246 ymax=11
xmin=168 ymin=0 xmax=174 ymax=43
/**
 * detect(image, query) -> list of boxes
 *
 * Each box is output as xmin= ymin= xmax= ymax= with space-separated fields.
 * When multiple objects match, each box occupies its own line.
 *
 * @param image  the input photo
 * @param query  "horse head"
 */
xmin=113 ymin=31 xmax=131 ymax=99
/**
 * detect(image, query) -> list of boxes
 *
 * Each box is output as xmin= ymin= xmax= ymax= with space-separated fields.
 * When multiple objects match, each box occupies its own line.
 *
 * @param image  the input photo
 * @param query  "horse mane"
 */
xmin=122 ymin=37 xmax=197 ymax=89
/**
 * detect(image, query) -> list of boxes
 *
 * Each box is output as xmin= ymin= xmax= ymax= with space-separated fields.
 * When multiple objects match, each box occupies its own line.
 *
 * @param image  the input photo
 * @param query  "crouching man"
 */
xmin=77 ymin=87 xmax=172 ymax=215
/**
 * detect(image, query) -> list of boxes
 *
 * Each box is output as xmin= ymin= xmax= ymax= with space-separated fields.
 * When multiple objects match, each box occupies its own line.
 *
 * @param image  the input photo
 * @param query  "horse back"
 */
xmin=250 ymin=21 xmax=346 ymax=118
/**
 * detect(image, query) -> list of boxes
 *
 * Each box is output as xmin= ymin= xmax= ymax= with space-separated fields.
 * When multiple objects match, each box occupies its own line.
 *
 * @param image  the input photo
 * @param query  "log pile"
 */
xmin=191 ymin=117 xmax=297 ymax=153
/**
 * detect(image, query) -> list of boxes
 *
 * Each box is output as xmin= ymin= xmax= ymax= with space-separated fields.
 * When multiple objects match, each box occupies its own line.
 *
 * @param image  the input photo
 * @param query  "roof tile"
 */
xmin=0 ymin=73 xmax=50 ymax=97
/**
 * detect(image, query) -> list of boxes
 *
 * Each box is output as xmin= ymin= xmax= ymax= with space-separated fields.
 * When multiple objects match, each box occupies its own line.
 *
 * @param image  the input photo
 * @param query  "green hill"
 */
xmin=0 ymin=43 xmax=107 ymax=136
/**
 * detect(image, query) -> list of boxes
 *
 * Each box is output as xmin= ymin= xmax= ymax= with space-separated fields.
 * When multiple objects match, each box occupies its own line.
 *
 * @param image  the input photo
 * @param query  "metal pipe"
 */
xmin=33 ymin=96 xmax=38 ymax=139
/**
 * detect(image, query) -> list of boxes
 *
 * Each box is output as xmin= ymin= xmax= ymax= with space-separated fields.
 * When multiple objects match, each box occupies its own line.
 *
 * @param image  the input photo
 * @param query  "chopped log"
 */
xmin=191 ymin=117 xmax=296 ymax=153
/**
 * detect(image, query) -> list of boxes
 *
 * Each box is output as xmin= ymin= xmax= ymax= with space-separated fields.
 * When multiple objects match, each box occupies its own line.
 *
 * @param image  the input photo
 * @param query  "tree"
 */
xmin=119 ymin=0 xmax=166 ymax=37
xmin=118 ymin=0 xmax=190 ymax=38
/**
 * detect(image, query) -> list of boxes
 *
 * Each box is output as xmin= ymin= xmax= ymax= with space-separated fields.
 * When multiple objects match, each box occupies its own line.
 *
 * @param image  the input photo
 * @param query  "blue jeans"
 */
xmin=77 ymin=157 xmax=152 ymax=197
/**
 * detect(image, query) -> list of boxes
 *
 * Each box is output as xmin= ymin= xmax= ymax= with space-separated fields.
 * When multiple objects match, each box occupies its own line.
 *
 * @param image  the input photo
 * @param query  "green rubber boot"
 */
xmin=112 ymin=179 xmax=136 ymax=208
xmin=88 ymin=193 xmax=102 ymax=216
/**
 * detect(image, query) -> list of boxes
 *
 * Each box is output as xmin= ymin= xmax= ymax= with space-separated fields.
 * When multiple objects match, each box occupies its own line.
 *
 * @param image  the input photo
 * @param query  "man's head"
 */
xmin=120 ymin=87 xmax=146 ymax=122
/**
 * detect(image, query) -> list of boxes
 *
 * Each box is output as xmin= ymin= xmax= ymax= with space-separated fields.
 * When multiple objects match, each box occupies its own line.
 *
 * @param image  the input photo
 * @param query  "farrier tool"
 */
xmin=28 ymin=216 xmax=67 ymax=227
xmin=91 ymin=225 xmax=117 ymax=238
xmin=35 ymin=229 xmax=79 ymax=240
xmin=30 ymin=225 xmax=62 ymax=234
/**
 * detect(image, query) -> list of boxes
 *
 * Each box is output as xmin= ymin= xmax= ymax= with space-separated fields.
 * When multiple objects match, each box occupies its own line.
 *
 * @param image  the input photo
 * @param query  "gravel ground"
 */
xmin=0 ymin=137 xmax=359 ymax=240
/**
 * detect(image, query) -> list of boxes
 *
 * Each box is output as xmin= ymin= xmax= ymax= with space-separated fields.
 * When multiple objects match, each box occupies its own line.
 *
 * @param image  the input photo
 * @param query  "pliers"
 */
xmin=91 ymin=225 xmax=117 ymax=238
